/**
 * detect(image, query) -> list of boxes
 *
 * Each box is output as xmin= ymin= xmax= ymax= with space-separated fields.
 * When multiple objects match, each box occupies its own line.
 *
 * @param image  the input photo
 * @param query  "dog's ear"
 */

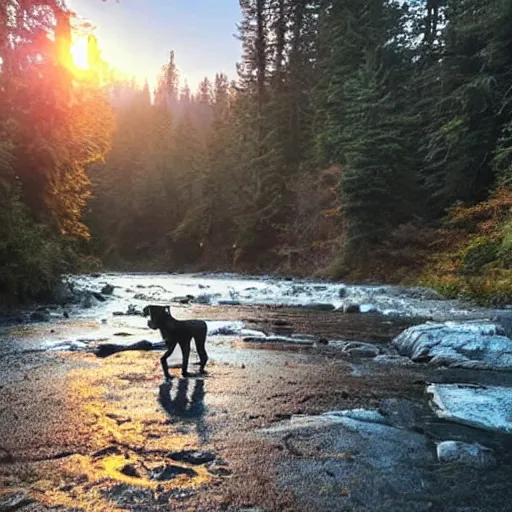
xmin=142 ymin=305 xmax=150 ymax=317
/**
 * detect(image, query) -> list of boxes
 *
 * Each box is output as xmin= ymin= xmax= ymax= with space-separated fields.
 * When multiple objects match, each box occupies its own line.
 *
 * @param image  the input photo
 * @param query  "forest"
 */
xmin=1 ymin=0 xmax=512 ymax=306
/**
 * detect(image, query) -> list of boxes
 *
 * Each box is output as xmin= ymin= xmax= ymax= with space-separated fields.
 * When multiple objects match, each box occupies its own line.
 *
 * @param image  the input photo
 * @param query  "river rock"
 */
xmin=492 ymin=312 xmax=512 ymax=339
xmin=103 ymin=484 xmax=153 ymax=508
xmin=133 ymin=293 xmax=150 ymax=301
xmin=172 ymin=295 xmax=194 ymax=304
xmin=92 ymin=291 xmax=106 ymax=302
xmin=170 ymin=450 xmax=216 ymax=465
xmin=343 ymin=303 xmax=360 ymax=314
xmin=262 ymin=408 xmax=390 ymax=432
xmin=378 ymin=399 xmax=425 ymax=430
xmin=126 ymin=304 xmax=143 ymax=316
xmin=342 ymin=342 xmax=380 ymax=358
xmin=436 ymin=441 xmax=496 ymax=468
xmin=391 ymin=286 xmax=442 ymax=300
xmin=120 ymin=464 xmax=141 ymax=477
xmin=51 ymin=281 xmax=75 ymax=305
xmin=101 ymin=284 xmax=114 ymax=295
xmin=30 ymin=309 xmax=50 ymax=322
xmin=243 ymin=335 xmax=314 ymax=345
xmin=393 ymin=321 xmax=512 ymax=370
xmin=194 ymin=293 xmax=212 ymax=304
xmin=296 ymin=303 xmax=336 ymax=311
xmin=207 ymin=463 xmax=233 ymax=477
xmin=151 ymin=464 xmax=197 ymax=481
xmin=0 ymin=491 xmax=33 ymax=511
xmin=427 ymin=383 xmax=512 ymax=433
xmin=81 ymin=293 xmax=94 ymax=309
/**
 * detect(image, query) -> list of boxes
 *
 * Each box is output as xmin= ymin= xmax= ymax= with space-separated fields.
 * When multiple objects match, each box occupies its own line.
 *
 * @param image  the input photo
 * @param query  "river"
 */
xmin=1 ymin=273 xmax=511 ymax=512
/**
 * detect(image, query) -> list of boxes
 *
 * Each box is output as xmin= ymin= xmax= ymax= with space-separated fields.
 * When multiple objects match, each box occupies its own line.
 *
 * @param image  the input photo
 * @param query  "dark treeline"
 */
xmin=2 ymin=0 xmax=512 ymax=305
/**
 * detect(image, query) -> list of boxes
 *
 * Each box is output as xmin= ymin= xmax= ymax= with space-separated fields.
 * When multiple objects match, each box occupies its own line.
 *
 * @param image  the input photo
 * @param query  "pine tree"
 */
xmin=421 ymin=0 xmax=512 ymax=216
xmin=155 ymin=51 xmax=179 ymax=112
xmin=314 ymin=0 xmax=418 ymax=262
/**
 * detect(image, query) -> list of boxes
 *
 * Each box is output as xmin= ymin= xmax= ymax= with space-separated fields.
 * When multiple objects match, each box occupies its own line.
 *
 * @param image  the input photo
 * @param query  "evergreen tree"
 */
xmin=421 ymin=0 xmax=512 ymax=216
xmin=314 ymin=0 xmax=418 ymax=262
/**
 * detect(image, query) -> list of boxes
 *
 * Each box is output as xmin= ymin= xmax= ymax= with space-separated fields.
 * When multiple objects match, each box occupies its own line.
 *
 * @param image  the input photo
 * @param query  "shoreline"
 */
xmin=1 ymin=275 xmax=512 ymax=511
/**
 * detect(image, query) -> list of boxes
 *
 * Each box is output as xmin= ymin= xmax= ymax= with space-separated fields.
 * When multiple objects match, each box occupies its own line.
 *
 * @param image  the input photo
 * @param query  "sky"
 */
xmin=66 ymin=0 xmax=242 ymax=93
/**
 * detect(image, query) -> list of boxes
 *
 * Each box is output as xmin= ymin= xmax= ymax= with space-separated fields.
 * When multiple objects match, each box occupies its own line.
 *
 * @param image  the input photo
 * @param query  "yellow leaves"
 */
xmin=421 ymin=188 xmax=512 ymax=304
xmin=447 ymin=187 xmax=512 ymax=231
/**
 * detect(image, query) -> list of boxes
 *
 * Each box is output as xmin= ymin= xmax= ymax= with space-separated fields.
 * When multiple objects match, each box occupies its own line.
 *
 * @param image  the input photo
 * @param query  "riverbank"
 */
xmin=1 ymin=275 xmax=512 ymax=511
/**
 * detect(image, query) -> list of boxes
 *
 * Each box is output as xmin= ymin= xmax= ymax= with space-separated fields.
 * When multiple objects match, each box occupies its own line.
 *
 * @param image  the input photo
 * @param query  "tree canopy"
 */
xmin=3 ymin=0 xmax=512 ymax=305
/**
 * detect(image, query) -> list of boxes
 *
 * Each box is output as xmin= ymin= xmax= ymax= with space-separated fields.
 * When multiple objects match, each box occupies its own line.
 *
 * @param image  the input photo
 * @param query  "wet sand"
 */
xmin=1 ymin=305 xmax=512 ymax=511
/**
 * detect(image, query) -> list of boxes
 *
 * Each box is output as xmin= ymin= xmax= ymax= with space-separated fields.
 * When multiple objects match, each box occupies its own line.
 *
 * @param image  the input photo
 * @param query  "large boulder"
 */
xmin=259 ymin=408 xmax=435 ymax=512
xmin=427 ymin=383 xmax=512 ymax=433
xmin=393 ymin=321 xmax=512 ymax=370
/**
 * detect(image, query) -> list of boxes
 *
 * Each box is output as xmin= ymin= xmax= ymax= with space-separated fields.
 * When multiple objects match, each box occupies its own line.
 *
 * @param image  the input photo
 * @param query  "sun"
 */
xmin=70 ymin=36 xmax=89 ymax=70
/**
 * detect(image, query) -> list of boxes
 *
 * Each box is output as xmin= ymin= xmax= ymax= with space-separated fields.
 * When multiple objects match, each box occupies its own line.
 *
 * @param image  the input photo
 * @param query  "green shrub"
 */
xmin=461 ymin=237 xmax=500 ymax=274
xmin=0 ymin=186 xmax=68 ymax=305
xmin=498 ymin=219 xmax=512 ymax=268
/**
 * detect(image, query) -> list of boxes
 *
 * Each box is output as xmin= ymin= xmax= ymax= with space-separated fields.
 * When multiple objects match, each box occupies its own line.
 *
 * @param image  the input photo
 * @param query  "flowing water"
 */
xmin=1 ymin=273 xmax=511 ymax=512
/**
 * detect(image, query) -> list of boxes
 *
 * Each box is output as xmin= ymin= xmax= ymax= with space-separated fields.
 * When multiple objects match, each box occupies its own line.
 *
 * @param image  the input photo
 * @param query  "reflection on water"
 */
xmin=158 ymin=378 xmax=209 ymax=443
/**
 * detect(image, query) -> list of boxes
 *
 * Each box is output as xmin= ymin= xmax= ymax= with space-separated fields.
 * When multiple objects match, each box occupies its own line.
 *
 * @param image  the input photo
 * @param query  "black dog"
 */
xmin=143 ymin=305 xmax=208 ymax=380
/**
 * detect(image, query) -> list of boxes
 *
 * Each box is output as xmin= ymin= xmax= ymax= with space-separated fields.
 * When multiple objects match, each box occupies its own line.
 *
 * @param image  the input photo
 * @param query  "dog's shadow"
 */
xmin=158 ymin=378 xmax=206 ymax=420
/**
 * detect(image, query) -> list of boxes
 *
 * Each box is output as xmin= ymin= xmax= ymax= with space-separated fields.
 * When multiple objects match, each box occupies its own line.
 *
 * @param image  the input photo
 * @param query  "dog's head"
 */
xmin=143 ymin=305 xmax=171 ymax=330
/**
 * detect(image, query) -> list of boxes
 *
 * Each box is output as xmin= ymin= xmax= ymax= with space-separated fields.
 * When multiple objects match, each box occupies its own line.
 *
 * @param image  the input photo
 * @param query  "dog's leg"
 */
xmin=179 ymin=334 xmax=192 ymax=378
xmin=161 ymin=341 xmax=177 ymax=381
xmin=194 ymin=325 xmax=208 ymax=374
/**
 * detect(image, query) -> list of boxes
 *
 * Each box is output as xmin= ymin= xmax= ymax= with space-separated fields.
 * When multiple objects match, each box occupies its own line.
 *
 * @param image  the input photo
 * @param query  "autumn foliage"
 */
xmin=2 ymin=0 xmax=512 ymax=307
xmin=0 ymin=1 xmax=114 ymax=304
xmin=421 ymin=188 xmax=512 ymax=305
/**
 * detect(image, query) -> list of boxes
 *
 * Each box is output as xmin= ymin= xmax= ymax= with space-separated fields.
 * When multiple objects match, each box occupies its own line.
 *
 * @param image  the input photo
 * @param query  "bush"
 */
xmin=461 ymin=237 xmax=500 ymax=274
xmin=0 ymin=186 xmax=68 ymax=306
xmin=498 ymin=220 xmax=512 ymax=268
xmin=421 ymin=188 xmax=512 ymax=305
